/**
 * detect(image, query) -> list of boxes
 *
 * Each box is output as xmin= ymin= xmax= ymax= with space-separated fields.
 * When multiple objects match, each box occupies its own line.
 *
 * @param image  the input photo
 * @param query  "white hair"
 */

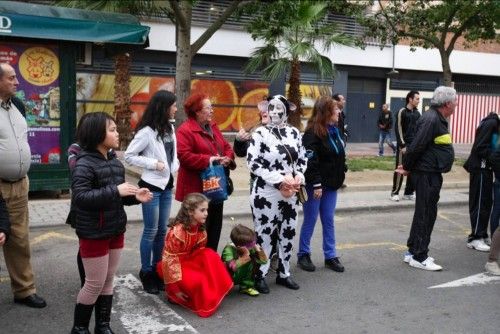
xmin=431 ymin=86 xmax=457 ymax=107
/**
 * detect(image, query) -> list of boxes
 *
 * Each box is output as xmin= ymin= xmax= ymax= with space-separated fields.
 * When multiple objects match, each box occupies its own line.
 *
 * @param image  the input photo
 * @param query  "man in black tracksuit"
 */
xmin=398 ymin=86 xmax=456 ymax=271
xmin=391 ymin=90 xmax=420 ymax=201
xmin=464 ymin=112 xmax=499 ymax=252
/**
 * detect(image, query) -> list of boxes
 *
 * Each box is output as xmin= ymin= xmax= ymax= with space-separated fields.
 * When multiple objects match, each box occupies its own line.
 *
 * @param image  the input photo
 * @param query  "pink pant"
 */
xmin=76 ymin=249 xmax=122 ymax=305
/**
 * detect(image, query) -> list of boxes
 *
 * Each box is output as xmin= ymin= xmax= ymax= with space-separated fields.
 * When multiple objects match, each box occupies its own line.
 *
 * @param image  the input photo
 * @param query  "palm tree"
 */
xmin=244 ymin=1 xmax=355 ymax=129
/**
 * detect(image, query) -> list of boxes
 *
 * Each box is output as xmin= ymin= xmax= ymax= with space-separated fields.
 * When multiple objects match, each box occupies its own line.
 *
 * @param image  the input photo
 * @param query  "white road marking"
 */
xmin=114 ymin=274 xmax=198 ymax=333
xmin=428 ymin=273 xmax=500 ymax=289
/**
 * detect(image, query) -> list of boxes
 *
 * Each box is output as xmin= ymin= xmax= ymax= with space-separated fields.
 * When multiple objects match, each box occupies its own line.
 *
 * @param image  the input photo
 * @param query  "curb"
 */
xmin=123 ymin=197 xmax=469 ymax=225
xmin=28 ymin=187 xmax=469 ymax=229
xmin=336 ymin=182 xmax=468 ymax=193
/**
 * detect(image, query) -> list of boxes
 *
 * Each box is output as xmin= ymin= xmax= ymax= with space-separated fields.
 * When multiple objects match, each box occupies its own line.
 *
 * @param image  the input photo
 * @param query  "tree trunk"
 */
xmin=174 ymin=2 xmax=192 ymax=125
xmin=440 ymin=50 xmax=453 ymax=87
xmin=114 ymin=53 xmax=132 ymax=150
xmin=287 ymin=58 xmax=303 ymax=130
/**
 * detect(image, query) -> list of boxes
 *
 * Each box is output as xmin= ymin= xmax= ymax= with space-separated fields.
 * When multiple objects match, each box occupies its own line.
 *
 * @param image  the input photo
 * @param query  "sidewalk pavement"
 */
xmin=29 ymin=188 xmax=469 ymax=227
xmin=29 ymin=188 xmax=470 ymax=229
xmin=28 ymin=142 xmax=472 ymax=229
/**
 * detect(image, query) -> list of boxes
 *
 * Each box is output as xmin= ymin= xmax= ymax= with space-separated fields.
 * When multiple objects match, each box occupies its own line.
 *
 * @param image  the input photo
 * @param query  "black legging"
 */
xmin=468 ymin=169 xmax=493 ymax=241
xmin=77 ymin=250 xmax=85 ymax=287
xmin=205 ymin=201 xmax=224 ymax=251
xmin=391 ymin=146 xmax=414 ymax=196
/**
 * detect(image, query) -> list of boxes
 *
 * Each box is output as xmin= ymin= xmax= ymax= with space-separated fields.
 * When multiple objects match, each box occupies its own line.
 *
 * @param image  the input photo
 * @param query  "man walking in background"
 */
xmin=391 ymin=90 xmax=420 ymax=202
xmin=377 ymin=103 xmax=397 ymax=157
xmin=0 ymin=63 xmax=47 ymax=308
xmin=397 ymin=86 xmax=457 ymax=271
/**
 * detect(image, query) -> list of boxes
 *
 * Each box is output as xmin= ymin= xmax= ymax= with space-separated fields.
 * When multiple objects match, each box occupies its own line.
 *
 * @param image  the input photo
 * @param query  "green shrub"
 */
xmin=347 ymin=156 xmax=466 ymax=172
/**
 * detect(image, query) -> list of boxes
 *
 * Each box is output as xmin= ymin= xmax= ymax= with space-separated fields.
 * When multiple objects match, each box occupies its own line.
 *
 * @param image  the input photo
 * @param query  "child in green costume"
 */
xmin=222 ymin=224 xmax=268 ymax=296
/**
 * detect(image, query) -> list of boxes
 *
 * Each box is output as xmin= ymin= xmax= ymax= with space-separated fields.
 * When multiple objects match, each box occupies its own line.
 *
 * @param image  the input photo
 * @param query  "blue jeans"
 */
xmin=378 ymin=130 xmax=396 ymax=155
xmin=140 ymin=188 xmax=172 ymax=272
xmin=298 ymin=185 xmax=338 ymax=260
xmin=490 ymin=178 xmax=500 ymax=236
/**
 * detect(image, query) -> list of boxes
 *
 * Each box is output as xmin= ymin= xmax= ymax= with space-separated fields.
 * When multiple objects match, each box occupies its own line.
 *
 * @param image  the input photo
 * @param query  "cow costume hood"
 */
xmin=257 ymin=95 xmax=296 ymax=127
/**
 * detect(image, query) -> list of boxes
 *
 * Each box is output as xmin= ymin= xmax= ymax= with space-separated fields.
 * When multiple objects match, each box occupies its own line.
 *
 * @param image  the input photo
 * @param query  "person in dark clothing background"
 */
xmin=377 ymin=103 xmax=397 ymax=157
xmin=233 ymin=101 xmax=270 ymax=158
xmin=486 ymin=130 xmax=500 ymax=275
xmin=332 ymin=94 xmax=347 ymax=141
xmin=391 ymin=90 xmax=420 ymax=202
xmin=463 ymin=112 xmax=499 ymax=252
xmin=333 ymin=93 xmax=348 ymax=189
xmin=396 ymin=86 xmax=456 ymax=271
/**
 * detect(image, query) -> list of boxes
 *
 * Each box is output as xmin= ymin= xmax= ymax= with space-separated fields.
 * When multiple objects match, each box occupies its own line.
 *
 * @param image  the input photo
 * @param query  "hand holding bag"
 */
xmin=270 ymin=128 xmax=307 ymax=203
xmin=201 ymin=134 xmax=234 ymax=198
xmin=200 ymin=162 xmax=228 ymax=203
xmin=297 ymin=185 xmax=308 ymax=204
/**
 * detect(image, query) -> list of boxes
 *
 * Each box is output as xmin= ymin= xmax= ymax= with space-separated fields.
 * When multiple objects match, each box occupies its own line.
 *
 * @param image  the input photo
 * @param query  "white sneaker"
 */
xmin=403 ymin=251 xmax=434 ymax=264
xmin=409 ymin=257 xmax=443 ymax=271
xmin=402 ymin=194 xmax=416 ymax=200
xmin=467 ymin=239 xmax=490 ymax=252
xmin=485 ymin=261 xmax=500 ymax=275
xmin=403 ymin=251 xmax=412 ymax=263
xmin=390 ymin=194 xmax=400 ymax=202
xmin=483 ymin=237 xmax=491 ymax=246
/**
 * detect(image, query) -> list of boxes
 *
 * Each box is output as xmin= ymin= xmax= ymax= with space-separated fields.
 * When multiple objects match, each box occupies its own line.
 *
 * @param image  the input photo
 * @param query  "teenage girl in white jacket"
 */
xmin=125 ymin=90 xmax=180 ymax=294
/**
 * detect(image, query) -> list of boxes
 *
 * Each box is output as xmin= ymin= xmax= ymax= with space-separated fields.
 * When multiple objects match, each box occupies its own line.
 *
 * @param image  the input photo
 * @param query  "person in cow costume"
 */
xmin=246 ymin=95 xmax=307 ymax=293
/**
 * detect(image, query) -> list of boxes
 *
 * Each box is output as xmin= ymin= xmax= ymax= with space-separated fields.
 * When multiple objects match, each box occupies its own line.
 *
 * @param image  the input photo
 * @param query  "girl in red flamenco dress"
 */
xmin=156 ymin=193 xmax=233 ymax=317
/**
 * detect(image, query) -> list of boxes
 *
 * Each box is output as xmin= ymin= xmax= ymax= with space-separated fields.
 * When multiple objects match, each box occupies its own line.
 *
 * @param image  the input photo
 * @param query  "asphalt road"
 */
xmin=0 ymin=205 xmax=498 ymax=334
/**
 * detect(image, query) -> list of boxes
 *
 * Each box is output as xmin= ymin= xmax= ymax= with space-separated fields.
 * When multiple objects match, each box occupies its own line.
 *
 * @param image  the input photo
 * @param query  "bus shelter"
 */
xmin=0 ymin=0 xmax=150 ymax=191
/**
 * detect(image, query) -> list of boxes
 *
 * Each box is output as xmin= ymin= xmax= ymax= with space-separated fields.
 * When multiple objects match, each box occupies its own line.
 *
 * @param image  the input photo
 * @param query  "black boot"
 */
xmin=139 ymin=270 xmax=159 ymax=294
xmin=153 ymin=269 xmax=165 ymax=291
xmin=70 ymin=303 xmax=94 ymax=334
xmin=94 ymin=295 xmax=114 ymax=334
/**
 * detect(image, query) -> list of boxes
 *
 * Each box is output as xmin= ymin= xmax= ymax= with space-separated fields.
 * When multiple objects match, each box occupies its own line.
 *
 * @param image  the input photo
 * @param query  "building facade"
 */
xmin=76 ymin=0 xmax=500 ymax=143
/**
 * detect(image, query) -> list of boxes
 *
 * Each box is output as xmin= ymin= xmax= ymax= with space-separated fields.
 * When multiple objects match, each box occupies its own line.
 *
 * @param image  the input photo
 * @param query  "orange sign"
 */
xmin=19 ymin=47 xmax=59 ymax=86
xmin=203 ymin=177 xmax=221 ymax=192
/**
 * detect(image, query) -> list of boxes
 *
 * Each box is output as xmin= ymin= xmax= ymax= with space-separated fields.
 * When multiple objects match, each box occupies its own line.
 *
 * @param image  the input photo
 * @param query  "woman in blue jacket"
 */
xmin=297 ymin=96 xmax=347 ymax=273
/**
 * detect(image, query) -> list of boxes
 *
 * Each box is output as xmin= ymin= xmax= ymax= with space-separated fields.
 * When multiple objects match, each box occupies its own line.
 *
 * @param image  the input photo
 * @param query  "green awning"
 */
xmin=0 ymin=1 xmax=150 ymax=45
